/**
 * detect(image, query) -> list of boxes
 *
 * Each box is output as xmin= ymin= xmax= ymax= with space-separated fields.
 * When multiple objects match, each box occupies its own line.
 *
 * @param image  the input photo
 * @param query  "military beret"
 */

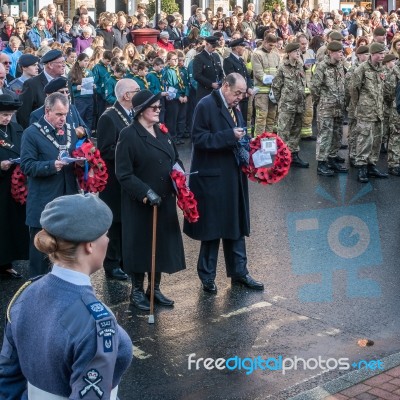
xmin=40 ymin=49 xmax=63 ymax=64
xmin=44 ymin=77 xmax=68 ymax=94
xmin=228 ymin=38 xmax=246 ymax=48
xmin=329 ymin=31 xmax=344 ymax=41
xmin=327 ymin=41 xmax=343 ymax=51
xmin=369 ymin=42 xmax=386 ymax=54
xmin=356 ymin=45 xmax=369 ymax=55
xmin=383 ymin=53 xmax=397 ymax=64
xmin=285 ymin=42 xmax=300 ymax=53
xmin=40 ymin=194 xmax=113 ymax=243
xmin=205 ymin=36 xmax=218 ymax=46
xmin=18 ymin=54 xmax=39 ymax=68
xmin=373 ymin=27 xmax=387 ymax=36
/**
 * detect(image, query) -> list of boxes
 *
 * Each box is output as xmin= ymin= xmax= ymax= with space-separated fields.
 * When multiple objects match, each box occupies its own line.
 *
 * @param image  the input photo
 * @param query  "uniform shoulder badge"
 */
xmin=79 ymin=369 xmax=104 ymax=398
xmin=86 ymin=301 xmax=110 ymax=320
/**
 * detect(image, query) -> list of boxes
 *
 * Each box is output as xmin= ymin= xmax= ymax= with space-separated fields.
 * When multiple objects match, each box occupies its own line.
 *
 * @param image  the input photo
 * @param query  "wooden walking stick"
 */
xmin=148 ymin=205 xmax=157 ymax=324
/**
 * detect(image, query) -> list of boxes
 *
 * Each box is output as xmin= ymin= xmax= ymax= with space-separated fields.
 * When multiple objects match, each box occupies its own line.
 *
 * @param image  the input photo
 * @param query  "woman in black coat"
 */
xmin=115 ymin=90 xmax=186 ymax=311
xmin=0 ymin=95 xmax=29 ymax=279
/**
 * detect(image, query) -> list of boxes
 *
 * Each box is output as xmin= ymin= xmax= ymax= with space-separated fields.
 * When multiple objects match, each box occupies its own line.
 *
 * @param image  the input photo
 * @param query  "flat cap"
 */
xmin=40 ymin=194 xmax=113 ymax=242
xmin=40 ymin=49 xmax=63 ymax=64
xmin=285 ymin=42 xmax=300 ymax=53
xmin=228 ymin=37 xmax=246 ymax=48
xmin=373 ymin=26 xmax=387 ymax=36
xmin=18 ymin=54 xmax=39 ymax=67
xmin=205 ymin=36 xmax=218 ymax=45
xmin=369 ymin=42 xmax=385 ymax=54
xmin=383 ymin=53 xmax=397 ymax=64
xmin=356 ymin=45 xmax=369 ymax=55
xmin=329 ymin=31 xmax=344 ymax=41
xmin=327 ymin=41 xmax=343 ymax=51
xmin=44 ymin=77 xmax=68 ymax=94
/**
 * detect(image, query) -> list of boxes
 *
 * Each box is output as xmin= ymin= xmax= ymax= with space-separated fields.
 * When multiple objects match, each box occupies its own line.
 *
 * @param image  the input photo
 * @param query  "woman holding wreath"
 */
xmin=115 ymin=90 xmax=186 ymax=311
xmin=0 ymin=94 xmax=28 ymax=279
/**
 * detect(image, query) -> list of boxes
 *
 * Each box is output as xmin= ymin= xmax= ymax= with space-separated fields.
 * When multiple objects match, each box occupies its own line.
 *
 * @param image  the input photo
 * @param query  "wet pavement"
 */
xmin=2 ymin=129 xmax=400 ymax=399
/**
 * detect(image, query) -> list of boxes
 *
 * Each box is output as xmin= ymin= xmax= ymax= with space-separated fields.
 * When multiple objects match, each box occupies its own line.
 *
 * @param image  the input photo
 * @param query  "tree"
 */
xmin=147 ymin=0 xmax=180 ymax=20
xmin=263 ymin=0 xmax=285 ymax=12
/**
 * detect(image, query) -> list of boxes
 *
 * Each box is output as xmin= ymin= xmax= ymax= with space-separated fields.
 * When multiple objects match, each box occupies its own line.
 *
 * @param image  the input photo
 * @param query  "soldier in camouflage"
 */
xmin=350 ymin=42 xmax=388 ymax=183
xmin=272 ymin=42 xmax=308 ymax=168
xmin=345 ymin=45 xmax=370 ymax=166
xmin=310 ymin=40 xmax=348 ymax=176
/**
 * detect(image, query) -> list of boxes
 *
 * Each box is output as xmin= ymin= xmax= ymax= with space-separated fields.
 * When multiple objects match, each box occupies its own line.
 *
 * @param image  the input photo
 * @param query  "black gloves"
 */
xmin=146 ymin=189 xmax=162 ymax=206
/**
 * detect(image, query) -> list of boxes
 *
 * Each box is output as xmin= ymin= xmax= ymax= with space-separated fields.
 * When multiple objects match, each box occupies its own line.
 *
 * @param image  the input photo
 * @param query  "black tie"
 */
xmin=128 ymin=110 xmax=133 ymax=121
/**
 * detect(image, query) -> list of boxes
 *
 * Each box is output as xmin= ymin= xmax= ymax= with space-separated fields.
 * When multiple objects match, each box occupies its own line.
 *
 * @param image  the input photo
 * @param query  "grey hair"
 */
xmin=45 ymin=92 xmax=69 ymax=110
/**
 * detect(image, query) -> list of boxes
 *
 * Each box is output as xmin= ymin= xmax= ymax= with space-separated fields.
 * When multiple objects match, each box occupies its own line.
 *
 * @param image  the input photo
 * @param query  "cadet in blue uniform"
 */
xmin=9 ymin=54 xmax=39 ymax=95
xmin=0 ymin=193 xmax=133 ymax=399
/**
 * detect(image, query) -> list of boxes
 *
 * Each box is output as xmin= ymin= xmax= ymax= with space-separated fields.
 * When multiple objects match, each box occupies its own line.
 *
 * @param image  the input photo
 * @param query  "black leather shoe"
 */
xmin=202 ymin=280 xmax=217 ymax=294
xmin=291 ymin=152 xmax=309 ymax=168
xmin=357 ymin=166 xmax=369 ymax=183
xmin=105 ymin=268 xmax=128 ymax=280
xmin=317 ymin=161 xmax=334 ymax=177
xmin=328 ymin=159 xmax=348 ymax=173
xmin=0 ymin=269 xmax=22 ymax=279
xmin=367 ymin=165 xmax=388 ymax=178
xmin=232 ymin=274 xmax=264 ymax=290
xmin=130 ymin=290 xmax=150 ymax=310
xmin=146 ymin=288 xmax=174 ymax=306
xmin=389 ymin=166 xmax=400 ymax=176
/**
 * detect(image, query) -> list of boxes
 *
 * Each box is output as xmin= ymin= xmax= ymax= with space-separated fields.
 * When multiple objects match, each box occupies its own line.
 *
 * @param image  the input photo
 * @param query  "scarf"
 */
xmin=170 ymin=66 xmax=185 ymax=90
xmin=135 ymin=75 xmax=149 ymax=89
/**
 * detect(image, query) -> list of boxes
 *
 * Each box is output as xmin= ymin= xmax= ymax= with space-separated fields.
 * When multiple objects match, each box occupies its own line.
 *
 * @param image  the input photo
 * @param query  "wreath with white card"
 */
xmin=242 ymin=132 xmax=291 ymax=185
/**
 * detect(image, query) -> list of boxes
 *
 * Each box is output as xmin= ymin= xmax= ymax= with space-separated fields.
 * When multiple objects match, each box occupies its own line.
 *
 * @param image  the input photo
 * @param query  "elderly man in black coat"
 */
xmin=183 ymin=73 xmax=264 ymax=294
xmin=97 ymin=78 xmax=140 ymax=281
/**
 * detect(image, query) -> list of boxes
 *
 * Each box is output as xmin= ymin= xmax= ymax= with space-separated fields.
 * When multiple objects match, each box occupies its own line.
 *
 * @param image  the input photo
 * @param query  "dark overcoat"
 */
xmin=183 ymin=90 xmax=250 ymax=241
xmin=0 ymin=122 xmax=29 ymax=264
xmin=20 ymin=117 xmax=79 ymax=228
xmin=97 ymin=101 xmax=130 ymax=222
xmin=115 ymin=120 xmax=186 ymax=274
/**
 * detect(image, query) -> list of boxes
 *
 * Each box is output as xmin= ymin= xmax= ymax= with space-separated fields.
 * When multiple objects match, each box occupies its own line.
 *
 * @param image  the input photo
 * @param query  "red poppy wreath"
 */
xmin=11 ymin=165 xmax=28 ymax=204
xmin=170 ymin=169 xmax=199 ymax=223
xmin=242 ymin=132 xmax=291 ymax=185
xmin=72 ymin=141 xmax=108 ymax=193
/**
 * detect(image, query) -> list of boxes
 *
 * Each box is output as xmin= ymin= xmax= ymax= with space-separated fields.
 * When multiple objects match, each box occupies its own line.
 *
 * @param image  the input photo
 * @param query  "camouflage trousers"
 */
xmin=254 ymin=93 xmax=277 ymax=135
xmin=348 ymin=117 xmax=357 ymax=162
xmin=316 ymin=116 xmax=343 ymax=161
xmin=300 ymin=94 xmax=313 ymax=138
xmin=382 ymin=115 xmax=390 ymax=146
xmin=354 ymin=120 xmax=382 ymax=166
xmin=388 ymin=109 xmax=400 ymax=168
xmin=277 ymin=111 xmax=303 ymax=153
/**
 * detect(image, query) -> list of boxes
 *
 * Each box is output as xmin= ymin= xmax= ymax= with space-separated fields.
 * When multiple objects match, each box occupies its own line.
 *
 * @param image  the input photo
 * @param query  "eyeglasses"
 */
xmin=127 ymin=89 xmax=140 ymax=94
xmin=51 ymin=61 xmax=66 ymax=65
xmin=149 ymin=105 xmax=162 ymax=111
xmin=2 ymin=61 xmax=11 ymax=65
xmin=170 ymin=58 xmax=178 ymax=61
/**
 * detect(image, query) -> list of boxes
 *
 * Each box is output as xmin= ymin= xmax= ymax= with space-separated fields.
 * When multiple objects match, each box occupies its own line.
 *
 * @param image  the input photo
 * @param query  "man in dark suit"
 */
xmin=223 ymin=38 xmax=254 ymax=124
xmin=183 ymin=73 xmax=264 ymax=294
xmin=193 ymin=36 xmax=224 ymax=101
xmin=97 ymin=79 xmax=139 ymax=281
xmin=17 ymin=49 xmax=65 ymax=129
xmin=0 ymin=63 xmax=18 ymax=101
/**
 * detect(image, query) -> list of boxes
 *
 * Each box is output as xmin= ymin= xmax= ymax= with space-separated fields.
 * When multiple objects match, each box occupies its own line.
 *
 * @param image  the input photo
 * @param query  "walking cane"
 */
xmin=148 ymin=205 xmax=157 ymax=324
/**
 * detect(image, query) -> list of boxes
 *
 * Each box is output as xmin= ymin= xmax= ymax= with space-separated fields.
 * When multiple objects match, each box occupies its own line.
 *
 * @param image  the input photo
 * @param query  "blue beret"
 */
xmin=228 ymin=38 xmax=246 ymax=48
xmin=40 ymin=194 xmax=113 ymax=242
xmin=40 ymin=49 xmax=63 ymax=64
xmin=44 ymin=77 xmax=68 ymax=94
xmin=18 ymin=54 xmax=39 ymax=67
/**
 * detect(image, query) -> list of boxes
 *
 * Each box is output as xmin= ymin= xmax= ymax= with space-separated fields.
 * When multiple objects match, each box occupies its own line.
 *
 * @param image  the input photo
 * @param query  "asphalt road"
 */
xmin=1 ymin=129 xmax=400 ymax=399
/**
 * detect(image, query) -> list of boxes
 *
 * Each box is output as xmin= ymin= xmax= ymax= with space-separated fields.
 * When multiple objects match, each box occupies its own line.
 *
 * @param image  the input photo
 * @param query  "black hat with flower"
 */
xmin=131 ymin=89 xmax=162 ymax=119
xmin=0 ymin=94 xmax=22 ymax=111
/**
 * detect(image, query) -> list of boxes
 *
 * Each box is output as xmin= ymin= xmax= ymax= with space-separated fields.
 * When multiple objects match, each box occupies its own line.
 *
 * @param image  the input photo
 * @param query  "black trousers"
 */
xmin=103 ymin=221 xmax=122 ymax=271
xmin=29 ymin=227 xmax=51 ymax=278
xmin=197 ymin=237 xmax=249 ymax=282
xmin=165 ymin=99 xmax=186 ymax=139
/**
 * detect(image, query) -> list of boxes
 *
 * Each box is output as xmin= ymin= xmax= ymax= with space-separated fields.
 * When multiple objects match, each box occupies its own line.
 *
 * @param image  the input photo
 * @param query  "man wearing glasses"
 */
xmin=17 ymin=49 xmax=65 ymax=128
xmin=97 ymin=79 xmax=140 ymax=281
xmin=26 ymin=18 xmax=53 ymax=50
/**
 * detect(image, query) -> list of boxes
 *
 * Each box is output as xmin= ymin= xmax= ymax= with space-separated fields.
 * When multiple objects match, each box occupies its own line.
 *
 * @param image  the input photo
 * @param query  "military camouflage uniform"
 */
xmin=300 ymin=49 xmax=315 ymax=138
xmin=272 ymin=58 xmax=306 ymax=152
xmin=382 ymin=65 xmax=394 ymax=149
xmin=251 ymin=47 xmax=281 ymax=134
xmin=310 ymin=55 xmax=345 ymax=161
xmin=383 ymin=65 xmax=400 ymax=168
xmin=350 ymin=60 xmax=385 ymax=166
xmin=345 ymin=61 xmax=359 ymax=163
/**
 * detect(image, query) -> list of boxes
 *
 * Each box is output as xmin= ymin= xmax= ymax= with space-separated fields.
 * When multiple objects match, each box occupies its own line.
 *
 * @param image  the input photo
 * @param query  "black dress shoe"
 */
xmin=327 ymin=159 xmax=348 ymax=173
xmin=291 ymin=152 xmax=309 ymax=168
xmin=232 ymin=274 xmax=264 ymax=290
xmin=202 ymin=280 xmax=217 ymax=294
xmin=317 ymin=161 xmax=334 ymax=177
xmin=146 ymin=288 xmax=174 ymax=306
xmin=0 ymin=269 xmax=22 ymax=279
xmin=130 ymin=290 xmax=150 ymax=310
xmin=367 ymin=165 xmax=388 ymax=178
xmin=357 ymin=166 xmax=369 ymax=183
xmin=389 ymin=166 xmax=400 ymax=176
xmin=105 ymin=268 xmax=128 ymax=280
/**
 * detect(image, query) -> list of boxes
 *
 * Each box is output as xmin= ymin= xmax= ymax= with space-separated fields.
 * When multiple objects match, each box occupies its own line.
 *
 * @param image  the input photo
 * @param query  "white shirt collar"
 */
xmin=43 ymin=69 xmax=55 ymax=83
xmin=51 ymin=265 xmax=92 ymax=286
xmin=121 ymin=105 xmax=131 ymax=116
